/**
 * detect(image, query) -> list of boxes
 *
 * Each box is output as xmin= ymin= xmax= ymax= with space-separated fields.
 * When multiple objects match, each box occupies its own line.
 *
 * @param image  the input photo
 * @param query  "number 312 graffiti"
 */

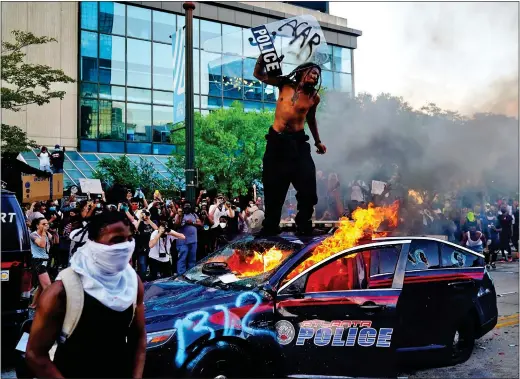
xmin=174 ymin=291 xmax=273 ymax=367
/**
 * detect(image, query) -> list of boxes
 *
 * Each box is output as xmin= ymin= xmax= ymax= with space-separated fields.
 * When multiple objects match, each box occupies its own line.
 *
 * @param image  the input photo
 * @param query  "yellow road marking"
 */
xmin=496 ymin=319 xmax=519 ymax=329
xmin=498 ymin=313 xmax=519 ymax=322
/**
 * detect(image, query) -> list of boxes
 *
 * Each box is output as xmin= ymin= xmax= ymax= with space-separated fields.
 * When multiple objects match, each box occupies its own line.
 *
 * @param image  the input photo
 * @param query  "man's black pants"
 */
xmin=499 ymin=233 xmax=512 ymax=259
xmin=262 ymin=128 xmax=318 ymax=234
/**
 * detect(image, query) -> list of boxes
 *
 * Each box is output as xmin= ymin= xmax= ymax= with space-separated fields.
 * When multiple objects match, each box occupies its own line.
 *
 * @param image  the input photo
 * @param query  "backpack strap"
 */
xmin=129 ymin=272 xmax=139 ymax=327
xmin=58 ymin=267 xmax=84 ymax=344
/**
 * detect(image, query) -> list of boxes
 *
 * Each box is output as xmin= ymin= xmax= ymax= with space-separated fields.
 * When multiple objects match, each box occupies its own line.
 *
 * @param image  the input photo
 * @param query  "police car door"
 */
xmin=275 ymin=241 xmax=408 ymax=376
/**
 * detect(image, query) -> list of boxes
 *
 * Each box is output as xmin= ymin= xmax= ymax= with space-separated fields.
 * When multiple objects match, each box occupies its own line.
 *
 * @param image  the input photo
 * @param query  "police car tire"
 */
xmin=447 ymin=316 xmax=475 ymax=365
xmin=184 ymin=342 xmax=250 ymax=378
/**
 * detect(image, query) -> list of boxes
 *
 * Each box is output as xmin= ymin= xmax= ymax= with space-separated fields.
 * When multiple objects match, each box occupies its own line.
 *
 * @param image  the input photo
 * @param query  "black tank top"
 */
xmin=53 ymin=292 xmax=134 ymax=378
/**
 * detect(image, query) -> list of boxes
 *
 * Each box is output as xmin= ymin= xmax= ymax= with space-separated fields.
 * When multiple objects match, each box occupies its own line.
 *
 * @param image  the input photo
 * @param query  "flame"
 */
xmin=408 ymin=189 xmax=424 ymax=205
xmin=208 ymin=246 xmax=292 ymax=278
xmin=285 ymin=202 xmax=399 ymax=281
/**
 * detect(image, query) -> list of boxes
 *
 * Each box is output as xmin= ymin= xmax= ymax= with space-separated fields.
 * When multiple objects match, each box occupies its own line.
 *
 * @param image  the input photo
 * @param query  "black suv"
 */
xmin=1 ymin=190 xmax=32 ymax=362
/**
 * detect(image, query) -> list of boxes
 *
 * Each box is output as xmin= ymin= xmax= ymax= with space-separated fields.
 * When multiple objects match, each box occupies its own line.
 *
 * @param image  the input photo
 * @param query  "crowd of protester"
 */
xmin=24 ymin=170 xmax=518 ymax=311
xmin=303 ymin=168 xmax=519 ymax=269
xmin=24 ymin=187 xmax=269 ymax=305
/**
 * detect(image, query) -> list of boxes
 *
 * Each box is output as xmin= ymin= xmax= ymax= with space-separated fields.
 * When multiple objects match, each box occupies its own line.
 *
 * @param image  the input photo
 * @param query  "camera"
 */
xmin=143 ymin=210 xmax=150 ymax=217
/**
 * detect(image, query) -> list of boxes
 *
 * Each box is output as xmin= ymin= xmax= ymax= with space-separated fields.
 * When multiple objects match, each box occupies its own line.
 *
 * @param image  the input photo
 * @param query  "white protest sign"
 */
xmin=79 ymin=178 xmax=103 ymax=194
xmin=203 ymin=14 xmax=330 ymax=80
xmin=371 ymin=180 xmax=387 ymax=195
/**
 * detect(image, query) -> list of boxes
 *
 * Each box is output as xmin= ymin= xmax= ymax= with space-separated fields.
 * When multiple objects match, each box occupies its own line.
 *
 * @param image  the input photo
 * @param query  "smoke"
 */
xmin=314 ymin=91 xmax=519 ymax=205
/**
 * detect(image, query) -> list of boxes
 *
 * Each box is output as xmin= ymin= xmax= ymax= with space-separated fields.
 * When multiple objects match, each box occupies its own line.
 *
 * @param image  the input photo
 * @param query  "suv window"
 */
xmin=405 ymin=240 xmax=440 ymax=271
xmin=440 ymin=243 xmax=484 ymax=268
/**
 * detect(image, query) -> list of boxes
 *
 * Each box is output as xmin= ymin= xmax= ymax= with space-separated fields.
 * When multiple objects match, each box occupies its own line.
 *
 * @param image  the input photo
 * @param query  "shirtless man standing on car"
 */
xmin=254 ymin=55 xmax=327 ymax=236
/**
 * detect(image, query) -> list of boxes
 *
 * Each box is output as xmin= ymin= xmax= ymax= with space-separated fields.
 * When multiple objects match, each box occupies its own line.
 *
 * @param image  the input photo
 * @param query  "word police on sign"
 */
xmin=276 ymin=320 xmax=394 ymax=348
xmin=250 ymin=25 xmax=282 ymax=77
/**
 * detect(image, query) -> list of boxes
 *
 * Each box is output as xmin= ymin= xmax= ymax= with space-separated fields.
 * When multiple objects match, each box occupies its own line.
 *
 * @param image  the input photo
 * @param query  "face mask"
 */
xmin=49 ymin=206 xmax=56 ymax=212
xmin=70 ymin=202 xmax=77 ymax=208
xmin=88 ymin=239 xmax=135 ymax=275
xmin=220 ymin=223 xmax=227 ymax=229
xmin=96 ymin=203 xmax=101 ymax=209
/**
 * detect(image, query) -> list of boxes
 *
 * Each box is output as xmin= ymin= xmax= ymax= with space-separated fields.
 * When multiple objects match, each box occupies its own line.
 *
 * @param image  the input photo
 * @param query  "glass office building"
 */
xmin=78 ymin=1 xmax=355 ymax=155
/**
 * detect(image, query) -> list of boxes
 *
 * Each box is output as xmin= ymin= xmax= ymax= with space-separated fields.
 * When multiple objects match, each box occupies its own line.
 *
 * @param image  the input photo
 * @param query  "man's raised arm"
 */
xmin=254 ymin=54 xmax=282 ymax=86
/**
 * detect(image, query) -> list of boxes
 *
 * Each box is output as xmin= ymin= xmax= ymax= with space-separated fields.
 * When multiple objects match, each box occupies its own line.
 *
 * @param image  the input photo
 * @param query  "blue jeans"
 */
xmin=138 ymin=254 xmax=148 ymax=280
xmin=40 ymin=165 xmax=52 ymax=173
xmin=52 ymin=167 xmax=64 ymax=174
xmin=177 ymin=242 xmax=197 ymax=275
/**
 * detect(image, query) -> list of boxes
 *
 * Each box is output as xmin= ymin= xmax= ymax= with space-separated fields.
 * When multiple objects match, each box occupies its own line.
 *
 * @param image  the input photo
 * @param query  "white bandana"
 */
xmin=68 ymin=240 xmax=138 ymax=312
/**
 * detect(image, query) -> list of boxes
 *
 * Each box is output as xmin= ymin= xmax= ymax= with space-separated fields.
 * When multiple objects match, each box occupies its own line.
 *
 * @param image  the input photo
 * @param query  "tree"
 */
xmin=168 ymin=102 xmax=274 ymax=197
xmin=93 ymin=155 xmax=181 ymax=199
xmin=1 ymin=30 xmax=75 ymax=154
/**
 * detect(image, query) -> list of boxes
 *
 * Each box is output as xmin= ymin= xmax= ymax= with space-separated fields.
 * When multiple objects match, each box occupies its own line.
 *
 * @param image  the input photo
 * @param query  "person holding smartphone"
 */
xmin=135 ymin=210 xmax=158 ymax=280
xmin=148 ymin=222 xmax=185 ymax=280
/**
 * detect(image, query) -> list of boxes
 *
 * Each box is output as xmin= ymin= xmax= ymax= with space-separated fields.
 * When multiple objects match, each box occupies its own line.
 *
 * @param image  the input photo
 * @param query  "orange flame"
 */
xmin=208 ymin=246 xmax=293 ymax=278
xmin=408 ymin=189 xmax=424 ymax=205
xmin=285 ymin=202 xmax=399 ymax=281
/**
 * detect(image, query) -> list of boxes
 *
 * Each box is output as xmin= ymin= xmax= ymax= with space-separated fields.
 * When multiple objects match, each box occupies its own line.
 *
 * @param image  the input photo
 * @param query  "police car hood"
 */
xmin=143 ymin=278 xmax=248 ymax=332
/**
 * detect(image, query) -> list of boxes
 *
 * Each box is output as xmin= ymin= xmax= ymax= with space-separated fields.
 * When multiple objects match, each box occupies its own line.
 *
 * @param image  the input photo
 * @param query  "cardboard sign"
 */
xmin=371 ymin=180 xmax=387 ymax=195
xmin=22 ymin=174 xmax=64 ymax=203
xmin=79 ymin=178 xmax=103 ymax=194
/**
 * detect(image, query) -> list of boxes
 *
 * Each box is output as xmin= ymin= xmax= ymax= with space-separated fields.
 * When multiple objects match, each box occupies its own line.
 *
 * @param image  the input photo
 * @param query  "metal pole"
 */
xmin=183 ymin=2 xmax=196 ymax=204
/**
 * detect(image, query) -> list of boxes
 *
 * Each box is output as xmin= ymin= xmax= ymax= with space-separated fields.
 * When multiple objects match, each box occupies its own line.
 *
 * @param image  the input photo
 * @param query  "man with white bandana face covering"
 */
xmin=26 ymin=211 xmax=146 ymax=378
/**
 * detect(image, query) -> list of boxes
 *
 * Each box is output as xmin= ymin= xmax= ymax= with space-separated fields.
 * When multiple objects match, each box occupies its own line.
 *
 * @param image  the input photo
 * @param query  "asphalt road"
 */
xmin=3 ymin=262 xmax=518 ymax=379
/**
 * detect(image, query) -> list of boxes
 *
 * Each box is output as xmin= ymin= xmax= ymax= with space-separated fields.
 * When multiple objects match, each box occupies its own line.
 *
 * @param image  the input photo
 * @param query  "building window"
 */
xmin=127 ymin=103 xmax=152 ymax=142
xmin=81 ymin=2 xmax=98 ymax=31
xmin=80 ymin=31 xmax=98 ymax=82
xmin=99 ymin=85 xmax=125 ymax=101
xmin=99 ymin=100 xmax=125 ymax=140
xmin=222 ymin=25 xmax=242 ymax=56
xmin=99 ymin=34 xmax=125 ymax=85
xmin=201 ymin=51 xmax=222 ymax=97
xmin=99 ymin=2 xmax=125 ymax=35
xmin=153 ymin=42 xmax=174 ymax=91
xmin=200 ymin=20 xmax=221 ymax=52
xmin=153 ymin=10 xmax=176 ymax=43
xmin=79 ymin=2 xmax=356 ymax=154
xmin=127 ymin=88 xmax=152 ymax=103
xmin=321 ymin=70 xmax=333 ymax=91
xmin=127 ymin=38 xmax=151 ymax=88
xmin=153 ymin=90 xmax=173 ymax=106
xmin=222 ymin=56 xmax=242 ymax=100
xmin=333 ymin=72 xmax=352 ymax=94
xmin=243 ymin=58 xmax=262 ymax=101
xmin=153 ymin=105 xmax=174 ymax=143
xmin=127 ymin=5 xmax=151 ymax=40
xmin=80 ymin=98 xmax=98 ymax=139
xmin=333 ymin=46 xmax=352 ymax=74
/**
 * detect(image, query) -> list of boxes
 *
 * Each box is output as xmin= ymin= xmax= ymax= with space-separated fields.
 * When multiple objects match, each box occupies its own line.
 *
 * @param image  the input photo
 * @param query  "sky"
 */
xmin=329 ymin=2 xmax=519 ymax=118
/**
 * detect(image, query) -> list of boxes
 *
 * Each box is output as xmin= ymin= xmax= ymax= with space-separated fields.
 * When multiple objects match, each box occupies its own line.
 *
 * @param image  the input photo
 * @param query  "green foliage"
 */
xmin=1 ymin=31 xmax=75 ymax=155
xmin=93 ymin=155 xmax=181 ymax=199
xmin=1 ymin=124 xmax=38 ymax=154
xmin=168 ymin=102 xmax=274 ymax=197
xmin=1 ymin=31 xmax=75 ymax=111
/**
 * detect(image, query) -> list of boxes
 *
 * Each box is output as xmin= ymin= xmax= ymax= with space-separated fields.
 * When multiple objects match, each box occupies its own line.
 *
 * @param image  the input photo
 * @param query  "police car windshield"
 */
xmin=183 ymin=237 xmax=299 ymax=287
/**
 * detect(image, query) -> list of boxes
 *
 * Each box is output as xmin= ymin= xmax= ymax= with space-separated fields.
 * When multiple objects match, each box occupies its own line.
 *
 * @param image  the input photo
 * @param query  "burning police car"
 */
xmin=143 ymin=232 xmax=497 ymax=378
